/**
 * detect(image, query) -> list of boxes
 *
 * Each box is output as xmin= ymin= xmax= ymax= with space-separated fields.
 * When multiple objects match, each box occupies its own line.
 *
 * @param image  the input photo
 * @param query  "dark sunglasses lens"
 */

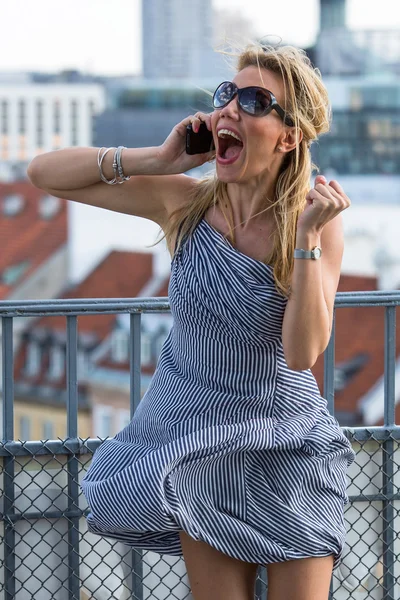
xmin=213 ymin=82 xmax=236 ymax=108
xmin=240 ymin=88 xmax=272 ymax=115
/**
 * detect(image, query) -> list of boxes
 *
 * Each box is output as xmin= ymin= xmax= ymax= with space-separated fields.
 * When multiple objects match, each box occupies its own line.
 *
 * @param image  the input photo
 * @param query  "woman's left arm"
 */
xmin=282 ymin=176 xmax=351 ymax=371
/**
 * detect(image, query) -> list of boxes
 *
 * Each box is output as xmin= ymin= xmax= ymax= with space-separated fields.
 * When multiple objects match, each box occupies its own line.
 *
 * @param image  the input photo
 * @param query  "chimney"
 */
xmin=320 ymin=0 xmax=346 ymax=30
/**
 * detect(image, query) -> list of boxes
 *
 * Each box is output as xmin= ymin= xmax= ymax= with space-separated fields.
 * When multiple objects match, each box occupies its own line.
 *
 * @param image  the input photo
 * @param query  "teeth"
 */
xmin=217 ymin=129 xmax=242 ymax=143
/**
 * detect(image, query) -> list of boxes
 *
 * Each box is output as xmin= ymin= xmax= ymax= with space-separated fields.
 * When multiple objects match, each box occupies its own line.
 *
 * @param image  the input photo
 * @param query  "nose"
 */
xmin=217 ymin=95 xmax=240 ymax=121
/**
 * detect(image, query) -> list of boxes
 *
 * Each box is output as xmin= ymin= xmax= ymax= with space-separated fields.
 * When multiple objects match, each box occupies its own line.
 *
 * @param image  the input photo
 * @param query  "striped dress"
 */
xmin=81 ymin=217 xmax=355 ymax=569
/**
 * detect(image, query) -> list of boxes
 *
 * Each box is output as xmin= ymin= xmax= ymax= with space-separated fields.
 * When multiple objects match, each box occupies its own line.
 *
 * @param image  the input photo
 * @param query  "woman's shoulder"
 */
xmin=162 ymin=175 xmax=199 ymax=221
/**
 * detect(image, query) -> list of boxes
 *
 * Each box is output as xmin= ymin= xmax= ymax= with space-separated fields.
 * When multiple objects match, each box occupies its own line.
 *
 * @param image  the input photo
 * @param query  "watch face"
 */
xmin=313 ymin=247 xmax=322 ymax=259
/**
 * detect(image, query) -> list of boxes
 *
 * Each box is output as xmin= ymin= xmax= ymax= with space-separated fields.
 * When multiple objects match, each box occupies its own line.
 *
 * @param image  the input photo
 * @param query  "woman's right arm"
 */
xmin=27 ymin=112 xmax=215 ymax=226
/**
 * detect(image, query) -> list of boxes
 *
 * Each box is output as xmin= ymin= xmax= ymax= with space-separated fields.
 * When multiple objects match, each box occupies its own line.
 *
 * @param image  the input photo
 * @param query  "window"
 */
xmin=95 ymin=406 xmax=113 ymax=438
xmin=36 ymin=100 xmax=44 ymax=147
xmin=71 ymin=100 xmax=78 ymax=145
xmin=3 ymin=193 xmax=25 ymax=217
xmin=141 ymin=332 xmax=152 ymax=366
xmin=54 ymin=99 xmax=61 ymax=134
xmin=48 ymin=345 xmax=64 ymax=380
xmin=1 ymin=261 xmax=30 ymax=286
xmin=25 ymin=341 xmax=41 ymax=377
xmin=19 ymin=416 xmax=31 ymax=440
xmin=117 ymin=409 xmax=131 ymax=431
xmin=111 ymin=330 xmax=129 ymax=363
xmin=77 ymin=349 xmax=90 ymax=380
xmin=39 ymin=194 xmax=61 ymax=220
xmin=18 ymin=100 xmax=26 ymax=134
xmin=1 ymin=100 xmax=8 ymax=134
xmin=43 ymin=420 xmax=54 ymax=440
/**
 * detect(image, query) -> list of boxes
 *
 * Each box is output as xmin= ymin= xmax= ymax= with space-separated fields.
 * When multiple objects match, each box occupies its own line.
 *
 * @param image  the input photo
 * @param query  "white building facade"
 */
xmin=0 ymin=82 xmax=105 ymax=164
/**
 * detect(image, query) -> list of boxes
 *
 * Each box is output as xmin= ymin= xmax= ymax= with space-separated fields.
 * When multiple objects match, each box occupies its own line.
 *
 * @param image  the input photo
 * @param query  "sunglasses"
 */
xmin=212 ymin=81 xmax=294 ymax=126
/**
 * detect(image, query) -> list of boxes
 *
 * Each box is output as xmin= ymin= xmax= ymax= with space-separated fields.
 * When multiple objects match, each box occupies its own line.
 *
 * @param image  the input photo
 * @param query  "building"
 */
xmin=95 ymin=78 xmax=219 ymax=149
xmin=312 ymin=73 xmax=400 ymax=177
xmin=0 ymin=180 xmax=69 ymax=358
xmin=142 ymin=0 xmax=223 ymax=80
xmin=320 ymin=0 xmax=346 ymax=30
xmin=12 ymin=248 xmax=172 ymax=441
xmin=0 ymin=75 xmax=105 ymax=167
xmin=312 ymin=273 xmax=400 ymax=427
xmin=310 ymin=1 xmax=400 ymax=178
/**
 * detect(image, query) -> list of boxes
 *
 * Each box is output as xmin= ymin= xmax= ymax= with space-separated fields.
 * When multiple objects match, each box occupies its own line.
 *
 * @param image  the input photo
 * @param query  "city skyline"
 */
xmin=0 ymin=0 xmax=399 ymax=76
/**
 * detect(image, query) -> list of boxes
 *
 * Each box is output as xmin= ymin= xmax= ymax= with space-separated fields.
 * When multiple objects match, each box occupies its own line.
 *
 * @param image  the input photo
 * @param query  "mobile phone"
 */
xmin=186 ymin=122 xmax=215 ymax=155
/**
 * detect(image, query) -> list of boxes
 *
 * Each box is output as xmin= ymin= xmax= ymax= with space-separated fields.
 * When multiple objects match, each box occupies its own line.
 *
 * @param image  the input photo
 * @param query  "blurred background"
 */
xmin=1 ymin=0 xmax=400 ymax=440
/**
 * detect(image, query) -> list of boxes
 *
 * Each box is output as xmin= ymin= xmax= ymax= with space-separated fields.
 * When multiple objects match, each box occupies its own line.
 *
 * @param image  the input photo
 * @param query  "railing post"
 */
xmin=128 ymin=313 xmax=143 ymax=600
xmin=382 ymin=306 xmax=396 ymax=600
xmin=323 ymin=309 xmax=336 ymax=599
xmin=2 ymin=317 xmax=15 ymax=600
xmin=324 ymin=310 xmax=336 ymax=417
xmin=66 ymin=316 xmax=80 ymax=600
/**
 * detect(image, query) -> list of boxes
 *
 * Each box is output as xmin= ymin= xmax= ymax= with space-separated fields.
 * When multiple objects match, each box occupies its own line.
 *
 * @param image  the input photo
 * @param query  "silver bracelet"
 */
xmin=97 ymin=147 xmax=118 ymax=185
xmin=115 ymin=146 xmax=130 ymax=182
xmin=111 ymin=148 xmax=121 ymax=184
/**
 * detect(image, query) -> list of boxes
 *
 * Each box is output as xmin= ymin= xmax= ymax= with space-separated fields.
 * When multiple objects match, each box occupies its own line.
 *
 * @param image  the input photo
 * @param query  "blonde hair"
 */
xmin=160 ymin=41 xmax=331 ymax=296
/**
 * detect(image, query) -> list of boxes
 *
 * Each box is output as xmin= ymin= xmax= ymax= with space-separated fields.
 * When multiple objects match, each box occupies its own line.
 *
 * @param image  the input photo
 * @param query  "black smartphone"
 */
xmin=186 ymin=122 xmax=215 ymax=155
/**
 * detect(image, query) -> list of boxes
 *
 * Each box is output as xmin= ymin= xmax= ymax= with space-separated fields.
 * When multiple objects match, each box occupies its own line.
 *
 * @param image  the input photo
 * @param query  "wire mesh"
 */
xmin=0 ymin=432 xmax=398 ymax=599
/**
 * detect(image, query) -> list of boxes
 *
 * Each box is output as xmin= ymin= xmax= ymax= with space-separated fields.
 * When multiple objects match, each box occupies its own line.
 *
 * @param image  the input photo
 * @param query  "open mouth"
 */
xmin=217 ymin=133 xmax=244 ymax=162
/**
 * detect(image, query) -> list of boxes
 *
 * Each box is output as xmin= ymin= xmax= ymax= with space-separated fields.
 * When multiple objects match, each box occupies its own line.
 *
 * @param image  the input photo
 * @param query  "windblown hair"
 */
xmin=160 ymin=41 xmax=331 ymax=296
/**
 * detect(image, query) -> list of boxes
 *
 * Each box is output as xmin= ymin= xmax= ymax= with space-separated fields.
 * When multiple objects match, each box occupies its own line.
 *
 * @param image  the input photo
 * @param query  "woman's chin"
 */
xmin=215 ymin=150 xmax=245 ymax=182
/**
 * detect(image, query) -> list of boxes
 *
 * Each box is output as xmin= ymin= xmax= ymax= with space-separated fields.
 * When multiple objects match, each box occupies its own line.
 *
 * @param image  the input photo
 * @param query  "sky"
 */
xmin=0 ymin=0 xmax=399 ymax=76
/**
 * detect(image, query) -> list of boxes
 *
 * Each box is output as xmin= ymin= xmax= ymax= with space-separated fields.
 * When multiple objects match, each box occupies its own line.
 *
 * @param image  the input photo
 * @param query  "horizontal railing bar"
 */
xmin=3 ymin=489 xmax=400 ymax=526
xmin=342 ymin=427 xmax=400 ymax=441
xmin=0 ymin=438 xmax=102 ymax=457
xmin=0 ymin=427 xmax=399 ymax=456
xmin=347 ymin=492 xmax=400 ymax=502
xmin=0 ymin=508 xmax=90 ymax=523
xmin=0 ymin=291 xmax=399 ymax=317
xmin=0 ymin=297 xmax=170 ymax=316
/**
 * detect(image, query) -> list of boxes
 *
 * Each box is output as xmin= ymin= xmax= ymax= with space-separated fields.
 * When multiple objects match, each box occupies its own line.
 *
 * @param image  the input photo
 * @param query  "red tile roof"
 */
xmin=0 ymin=182 xmax=67 ymax=299
xmin=14 ymin=250 xmax=156 ymax=387
xmin=27 ymin=249 xmax=154 ymax=338
xmin=312 ymin=273 xmax=400 ymax=424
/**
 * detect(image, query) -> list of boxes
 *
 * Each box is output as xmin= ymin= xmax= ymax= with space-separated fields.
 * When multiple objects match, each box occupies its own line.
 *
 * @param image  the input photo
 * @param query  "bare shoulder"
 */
xmin=162 ymin=174 xmax=198 ymax=219
xmin=160 ymin=174 xmax=200 ymax=257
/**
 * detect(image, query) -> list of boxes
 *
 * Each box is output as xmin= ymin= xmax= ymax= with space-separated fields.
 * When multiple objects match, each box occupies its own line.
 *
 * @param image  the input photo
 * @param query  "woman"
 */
xmin=28 ymin=43 xmax=355 ymax=600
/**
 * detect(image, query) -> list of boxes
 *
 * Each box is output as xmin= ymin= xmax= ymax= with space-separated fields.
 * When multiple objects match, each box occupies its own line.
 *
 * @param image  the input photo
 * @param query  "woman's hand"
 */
xmin=157 ymin=112 xmax=216 ymax=175
xmin=297 ymin=175 xmax=351 ymax=234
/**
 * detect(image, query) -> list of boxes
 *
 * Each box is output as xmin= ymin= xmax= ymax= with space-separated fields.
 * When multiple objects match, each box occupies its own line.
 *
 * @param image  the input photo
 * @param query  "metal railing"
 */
xmin=0 ymin=292 xmax=399 ymax=600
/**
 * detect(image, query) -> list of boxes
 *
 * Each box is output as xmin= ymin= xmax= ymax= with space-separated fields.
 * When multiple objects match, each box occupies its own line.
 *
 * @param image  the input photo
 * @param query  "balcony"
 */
xmin=1 ymin=292 xmax=399 ymax=600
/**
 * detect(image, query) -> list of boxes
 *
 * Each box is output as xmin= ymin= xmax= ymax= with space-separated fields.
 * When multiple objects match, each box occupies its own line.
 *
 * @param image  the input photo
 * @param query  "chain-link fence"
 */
xmin=1 ymin=294 xmax=399 ymax=599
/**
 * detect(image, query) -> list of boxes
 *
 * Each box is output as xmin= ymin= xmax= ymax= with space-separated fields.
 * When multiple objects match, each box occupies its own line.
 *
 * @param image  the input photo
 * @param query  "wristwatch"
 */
xmin=294 ymin=246 xmax=322 ymax=260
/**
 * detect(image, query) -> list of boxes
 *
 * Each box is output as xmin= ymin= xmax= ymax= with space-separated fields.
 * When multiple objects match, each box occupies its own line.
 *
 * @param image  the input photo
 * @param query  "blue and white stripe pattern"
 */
xmin=81 ymin=218 xmax=355 ymax=569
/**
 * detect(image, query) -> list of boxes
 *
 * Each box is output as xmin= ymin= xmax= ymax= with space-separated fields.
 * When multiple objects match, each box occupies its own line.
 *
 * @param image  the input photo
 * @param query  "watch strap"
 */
xmin=294 ymin=248 xmax=313 ymax=259
xmin=294 ymin=247 xmax=322 ymax=259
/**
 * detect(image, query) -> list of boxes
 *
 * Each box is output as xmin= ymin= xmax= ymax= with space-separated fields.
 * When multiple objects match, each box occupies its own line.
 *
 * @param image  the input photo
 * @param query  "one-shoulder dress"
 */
xmin=81 ymin=217 xmax=355 ymax=569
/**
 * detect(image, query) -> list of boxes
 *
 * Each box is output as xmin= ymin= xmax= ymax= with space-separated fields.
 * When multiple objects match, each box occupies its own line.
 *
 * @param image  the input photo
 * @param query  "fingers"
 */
xmin=191 ymin=112 xmax=212 ymax=131
xmin=308 ymin=177 xmax=350 ymax=215
xmin=175 ymin=112 xmax=212 ymax=138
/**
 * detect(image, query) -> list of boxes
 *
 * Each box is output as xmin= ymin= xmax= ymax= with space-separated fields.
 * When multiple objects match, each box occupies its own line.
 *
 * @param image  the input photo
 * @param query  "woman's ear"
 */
xmin=280 ymin=127 xmax=303 ymax=153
